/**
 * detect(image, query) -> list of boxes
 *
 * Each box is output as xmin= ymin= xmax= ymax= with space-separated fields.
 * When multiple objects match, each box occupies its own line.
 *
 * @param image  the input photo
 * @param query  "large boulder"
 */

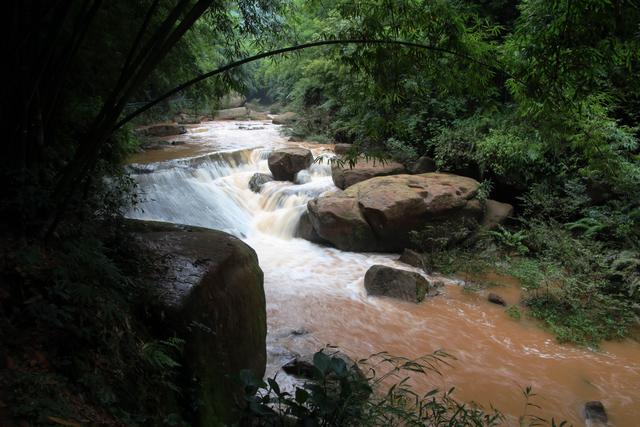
xmin=295 ymin=211 xmax=327 ymax=244
xmin=268 ymin=148 xmax=313 ymax=181
xmin=364 ymin=265 xmax=430 ymax=303
xmin=134 ymin=221 xmax=266 ymax=426
xmin=307 ymin=196 xmax=379 ymax=252
xmin=305 ymin=173 xmax=485 ymax=252
xmin=272 ymin=111 xmax=298 ymax=125
xmin=249 ymin=172 xmax=273 ymax=193
xmin=331 ymin=158 xmax=406 ymax=189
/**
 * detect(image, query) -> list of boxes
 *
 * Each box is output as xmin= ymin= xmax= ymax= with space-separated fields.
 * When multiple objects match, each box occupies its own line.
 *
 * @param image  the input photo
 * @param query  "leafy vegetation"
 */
xmin=250 ymin=0 xmax=640 ymax=346
xmin=2 ymin=0 xmax=639 ymax=424
xmin=240 ymin=348 xmax=567 ymax=427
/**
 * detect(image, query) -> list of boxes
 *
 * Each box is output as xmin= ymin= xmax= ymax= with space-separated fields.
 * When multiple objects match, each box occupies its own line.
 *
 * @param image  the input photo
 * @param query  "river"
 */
xmin=126 ymin=120 xmax=640 ymax=426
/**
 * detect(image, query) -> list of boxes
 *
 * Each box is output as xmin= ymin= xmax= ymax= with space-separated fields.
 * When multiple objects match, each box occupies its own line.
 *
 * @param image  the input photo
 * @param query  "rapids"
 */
xmin=127 ymin=120 xmax=640 ymax=426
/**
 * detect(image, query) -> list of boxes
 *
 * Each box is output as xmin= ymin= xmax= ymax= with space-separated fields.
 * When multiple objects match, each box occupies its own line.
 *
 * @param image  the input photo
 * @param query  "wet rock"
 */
xmin=584 ymin=401 xmax=608 ymax=426
xmin=268 ymin=148 xmax=314 ymax=181
xmin=398 ymin=249 xmax=427 ymax=270
xmin=307 ymin=196 xmax=378 ymax=252
xmin=282 ymin=352 xmax=363 ymax=381
xmin=304 ymin=173 xmax=513 ymax=253
xmin=295 ymin=210 xmax=327 ymax=244
xmin=481 ymin=200 xmax=514 ymax=231
xmin=331 ymin=158 xmax=406 ymax=189
xmin=249 ymin=172 xmax=273 ymax=193
xmin=487 ymin=293 xmax=507 ymax=306
xmin=137 ymin=123 xmax=187 ymax=138
xmin=334 ymin=143 xmax=353 ymax=155
xmin=410 ymin=155 xmax=437 ymax=174
xmin=289 ymin=328 xmax=310 ymax=336
xmin=272 ymin=111 xmax=298 ymax=125
xmin=282 ymin=357 xmax=316 ymax=378
xmin=132 ymin=220 xmax=266 ymax=426
xmin=364 ymin=265 xmax=430 ymax=303
xmin=349 ymin=173 xmax=483 ymax=251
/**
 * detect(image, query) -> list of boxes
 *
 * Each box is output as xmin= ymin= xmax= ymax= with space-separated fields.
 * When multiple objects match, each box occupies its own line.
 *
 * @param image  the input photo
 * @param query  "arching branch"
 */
xmin=115 ymin=38 xmax=515 ymax=129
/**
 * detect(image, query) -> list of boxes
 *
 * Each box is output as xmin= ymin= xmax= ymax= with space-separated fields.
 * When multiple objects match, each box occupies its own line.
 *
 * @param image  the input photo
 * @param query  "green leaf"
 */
xmin=313 ymin=351 xmax=331 ymax=374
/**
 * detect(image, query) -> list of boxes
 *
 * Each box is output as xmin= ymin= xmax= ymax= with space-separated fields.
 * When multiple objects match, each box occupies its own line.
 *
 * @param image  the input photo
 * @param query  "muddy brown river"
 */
xmin=127 ymin=120 xmax=640 ymax=426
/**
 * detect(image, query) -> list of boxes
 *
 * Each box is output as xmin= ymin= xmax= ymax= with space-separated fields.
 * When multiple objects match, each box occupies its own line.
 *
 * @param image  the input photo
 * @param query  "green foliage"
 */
xmin=241 ymin=349 xmax=506 ymax=426
xmin=488 ymin=226 xmax=529 ymax=255
xmin=0 ymin=227 xmax=189 ymax=425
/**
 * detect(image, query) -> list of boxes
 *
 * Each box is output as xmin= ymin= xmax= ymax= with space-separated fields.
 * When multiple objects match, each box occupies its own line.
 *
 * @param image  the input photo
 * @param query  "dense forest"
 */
xmin=1 ymin=0 xmax=639 ymax=426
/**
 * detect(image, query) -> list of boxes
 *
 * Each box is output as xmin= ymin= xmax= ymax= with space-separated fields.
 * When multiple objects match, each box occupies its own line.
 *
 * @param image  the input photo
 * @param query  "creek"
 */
xmin=127 ymin=120 xmax=640 ymax=426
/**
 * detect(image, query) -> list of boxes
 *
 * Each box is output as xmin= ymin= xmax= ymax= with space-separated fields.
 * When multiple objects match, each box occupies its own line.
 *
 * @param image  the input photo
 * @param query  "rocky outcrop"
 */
xmin=133 ymin=221 xmax=266 ymax=426
xmin=364 ymin=265 xmax=430 ymax=303
xmin=268 ymin=148 xmax=313 ymax=181
xmin=249 ymin=172 xmax=273 ymax=193
xmin=306 ymin=173 xmax=484 ymax=252
xmin=136 ymin=123 xmax=187 ymax=138
xmin=331 ymin=158 xmax=406 ymax=190
xmin=271 ymin=111 xmax=298 ymax=125
xmin=410 ymin=155 xmax=437 ymax=174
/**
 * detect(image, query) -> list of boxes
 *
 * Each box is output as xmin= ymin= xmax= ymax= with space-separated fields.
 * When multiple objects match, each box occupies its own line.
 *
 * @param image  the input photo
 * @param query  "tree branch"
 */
xmin=115 ymin=38 xmax=516 ymax=129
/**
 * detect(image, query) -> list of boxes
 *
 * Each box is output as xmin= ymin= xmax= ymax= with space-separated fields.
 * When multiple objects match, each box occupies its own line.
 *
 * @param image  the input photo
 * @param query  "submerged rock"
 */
xmin=487 ymin=293 xmax=507 ymax=306
xmin=584 ymin=401 xmax=608 ymax=426
xmin=268 ymin=148 xmax=313 ymax=181
xmin=133 ymin=220 xmax=266 ymax=426
xmin=331 ymin=158 xmax=406 ymax=189
xmin=306 ymin=173 xmax=484 ymax=252
xmin=249 ymin=172 xmax=273 ymax=193
xmin=364 ymin=265 xmax=430 ymax=303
